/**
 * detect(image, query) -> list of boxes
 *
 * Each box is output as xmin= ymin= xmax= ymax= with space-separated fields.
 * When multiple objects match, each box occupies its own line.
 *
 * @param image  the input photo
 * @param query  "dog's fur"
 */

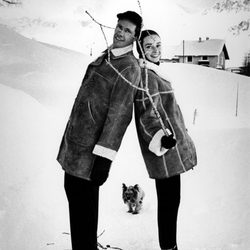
xmin=122 ymin=183 xmax=145 ymax=214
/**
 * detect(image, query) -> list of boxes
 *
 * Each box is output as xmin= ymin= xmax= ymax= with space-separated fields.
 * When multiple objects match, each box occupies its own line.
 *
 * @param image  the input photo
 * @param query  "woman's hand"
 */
xmin=161 ymin=134 xmax=176 ymax=149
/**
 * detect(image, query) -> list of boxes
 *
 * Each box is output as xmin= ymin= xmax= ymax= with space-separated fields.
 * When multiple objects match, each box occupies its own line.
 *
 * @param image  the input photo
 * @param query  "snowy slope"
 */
xmin=0 ymin=24 xmax=250 ymax=250
xmin=0 ymin=84 xmax=69 ymax=249
xmin=0 ymin=23 xmax=90 ymax=107
xmin=162 ymin=63 xmax=250 ymax=129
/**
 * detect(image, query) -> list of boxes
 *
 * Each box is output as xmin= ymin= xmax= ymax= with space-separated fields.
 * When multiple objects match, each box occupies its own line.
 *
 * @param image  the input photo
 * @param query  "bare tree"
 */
xmin=206 ymin=0 xmax=250 ymax=35
xmin=212 ymin=0 xmax=250 ymax=12
xmin=1 ymin=0 xmax=22 ymax=5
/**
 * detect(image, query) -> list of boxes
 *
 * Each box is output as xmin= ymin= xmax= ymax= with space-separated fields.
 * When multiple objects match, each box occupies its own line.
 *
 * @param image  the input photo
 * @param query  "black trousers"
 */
xmin=155 ymin=175 xmax=181 ymax=249
xmin=64 ymin=172 xmax=99 ymax=250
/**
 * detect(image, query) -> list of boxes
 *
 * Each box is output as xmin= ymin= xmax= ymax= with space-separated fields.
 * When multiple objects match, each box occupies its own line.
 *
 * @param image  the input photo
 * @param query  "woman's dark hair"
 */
xmin=136 ymin=29 xmax=160 ymax=59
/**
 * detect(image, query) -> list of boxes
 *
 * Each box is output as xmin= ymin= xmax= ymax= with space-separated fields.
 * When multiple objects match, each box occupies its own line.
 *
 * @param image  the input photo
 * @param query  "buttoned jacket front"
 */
xmin=134 ymin=68 xmax=197 ymax=179
xmin=57 ymin=49 xmax=141 ymax=180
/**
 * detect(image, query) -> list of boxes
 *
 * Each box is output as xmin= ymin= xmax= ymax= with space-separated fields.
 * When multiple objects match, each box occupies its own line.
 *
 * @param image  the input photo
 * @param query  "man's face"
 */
xmin=113 ymin=19 xmax=136 ymax=49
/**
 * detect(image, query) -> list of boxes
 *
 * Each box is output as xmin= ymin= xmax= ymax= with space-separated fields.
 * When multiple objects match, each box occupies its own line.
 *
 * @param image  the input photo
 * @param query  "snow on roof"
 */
xmin=175 ymin=38 xmax=229 ymax=59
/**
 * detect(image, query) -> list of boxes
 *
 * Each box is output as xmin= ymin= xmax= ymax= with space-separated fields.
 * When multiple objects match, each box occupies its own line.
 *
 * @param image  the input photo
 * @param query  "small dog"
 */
xmin=122 ymin=183 xmax=145 ymax=214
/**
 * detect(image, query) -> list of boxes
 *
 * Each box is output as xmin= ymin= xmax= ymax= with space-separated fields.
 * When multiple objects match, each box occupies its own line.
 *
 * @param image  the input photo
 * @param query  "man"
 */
xmin=57 ymin=11 xmax=142 ymax=250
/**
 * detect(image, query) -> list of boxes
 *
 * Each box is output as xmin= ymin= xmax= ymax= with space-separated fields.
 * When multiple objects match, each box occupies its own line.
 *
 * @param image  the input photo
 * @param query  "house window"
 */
xmin=202 ymin=56 xmax=208 ymax=60
xmin=187 ymin=56 xmax=192 ymax=62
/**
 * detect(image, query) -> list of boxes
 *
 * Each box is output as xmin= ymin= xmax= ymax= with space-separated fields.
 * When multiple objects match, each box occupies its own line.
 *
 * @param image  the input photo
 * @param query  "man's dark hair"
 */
xmin=117 ymin=11 xmax=143 ymax=39
xmin=136 ymin=29 xmax=160 ymax=59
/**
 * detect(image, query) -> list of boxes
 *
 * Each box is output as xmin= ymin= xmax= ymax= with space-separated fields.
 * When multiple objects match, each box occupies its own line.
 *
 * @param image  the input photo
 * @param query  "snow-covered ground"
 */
xmin=0 ymin=24 xmax=250 ymax=250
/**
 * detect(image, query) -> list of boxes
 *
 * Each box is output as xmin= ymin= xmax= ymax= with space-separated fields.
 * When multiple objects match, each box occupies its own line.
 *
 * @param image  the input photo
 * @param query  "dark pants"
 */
xmin=155 ymin=175 xmax=181 ymax=250
xmin=64 ymin=172 xmax=99 ymax=250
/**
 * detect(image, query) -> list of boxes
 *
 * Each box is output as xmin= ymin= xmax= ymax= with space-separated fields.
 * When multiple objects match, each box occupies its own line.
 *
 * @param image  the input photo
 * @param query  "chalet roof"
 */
xmin=175 ymin=38 xmax=229 ymax=59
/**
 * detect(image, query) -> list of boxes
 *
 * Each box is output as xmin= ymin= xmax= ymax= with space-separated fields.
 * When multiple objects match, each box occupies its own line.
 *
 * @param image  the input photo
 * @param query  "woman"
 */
xmin=134 ymin=30 xmax=197 ymax=250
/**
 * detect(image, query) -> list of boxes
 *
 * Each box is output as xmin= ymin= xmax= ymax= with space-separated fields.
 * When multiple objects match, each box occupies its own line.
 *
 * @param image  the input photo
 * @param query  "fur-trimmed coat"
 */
xmin=57 ymin=49 xmax=141 ymax=180
xmin=134 ymin=66 xmax=197 ymax=179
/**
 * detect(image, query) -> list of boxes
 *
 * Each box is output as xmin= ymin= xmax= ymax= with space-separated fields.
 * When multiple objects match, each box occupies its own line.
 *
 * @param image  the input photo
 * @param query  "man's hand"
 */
xmin=90 ymin=156 xmax=112 ymax=186
xmin=161 ymin=134 xmax=176 ymax=149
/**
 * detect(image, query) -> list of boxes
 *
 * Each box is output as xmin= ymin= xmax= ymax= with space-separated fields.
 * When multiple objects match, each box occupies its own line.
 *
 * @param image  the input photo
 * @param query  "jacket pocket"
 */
xmin=186 ymin=133 xmax=197 ymax=166
xmin=66 ymin=100 xmax=97 ymax=146
xmin=87 ymin=101 xmax=96 ymax=124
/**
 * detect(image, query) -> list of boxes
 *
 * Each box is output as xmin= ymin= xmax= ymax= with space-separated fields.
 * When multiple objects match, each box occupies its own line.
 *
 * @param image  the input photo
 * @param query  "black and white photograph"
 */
xmin=0 ymin=0 xmax=249 ymax=249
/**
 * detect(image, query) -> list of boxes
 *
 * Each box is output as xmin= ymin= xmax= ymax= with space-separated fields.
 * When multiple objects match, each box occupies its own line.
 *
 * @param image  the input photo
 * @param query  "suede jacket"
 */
xmin=134 ymin=68 xmax=197 ymax=179
xmin=57 ymin=48 xmax=141 ymax=180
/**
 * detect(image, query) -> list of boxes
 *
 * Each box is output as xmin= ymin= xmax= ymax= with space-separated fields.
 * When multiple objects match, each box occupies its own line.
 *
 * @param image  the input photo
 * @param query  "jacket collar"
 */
xmin=110 ymin=44 xmax=133 ymax=57
xmin=90 ymin=44 xmax=133 ymax=66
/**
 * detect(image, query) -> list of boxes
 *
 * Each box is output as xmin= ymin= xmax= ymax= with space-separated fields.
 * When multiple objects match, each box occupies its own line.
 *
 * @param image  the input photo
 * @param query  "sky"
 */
xmin=0 ymin=0 xmax=249 ymax=66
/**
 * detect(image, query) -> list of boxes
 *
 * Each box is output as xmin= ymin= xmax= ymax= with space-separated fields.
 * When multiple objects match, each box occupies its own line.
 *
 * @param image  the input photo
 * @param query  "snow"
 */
xmin=0 ymin=23 xmax=250 ymax=250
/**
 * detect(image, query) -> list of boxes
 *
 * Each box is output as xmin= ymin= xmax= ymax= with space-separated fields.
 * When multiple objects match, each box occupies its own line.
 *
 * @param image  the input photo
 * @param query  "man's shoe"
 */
xmin=161 ymin=245 xmax=178 ymax=250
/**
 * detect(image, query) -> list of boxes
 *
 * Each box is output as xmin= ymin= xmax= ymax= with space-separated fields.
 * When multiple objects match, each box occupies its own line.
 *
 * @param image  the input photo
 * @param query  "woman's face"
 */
xmin=142 ymin=34 xmax=161 ymax=63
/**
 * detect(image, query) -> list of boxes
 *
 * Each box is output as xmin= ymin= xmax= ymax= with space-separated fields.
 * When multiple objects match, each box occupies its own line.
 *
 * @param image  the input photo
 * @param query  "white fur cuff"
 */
xmin=148 ymin=129 xmax=170 ymax=156
xmin=93 ymin=144 xmax=117 ymax=161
